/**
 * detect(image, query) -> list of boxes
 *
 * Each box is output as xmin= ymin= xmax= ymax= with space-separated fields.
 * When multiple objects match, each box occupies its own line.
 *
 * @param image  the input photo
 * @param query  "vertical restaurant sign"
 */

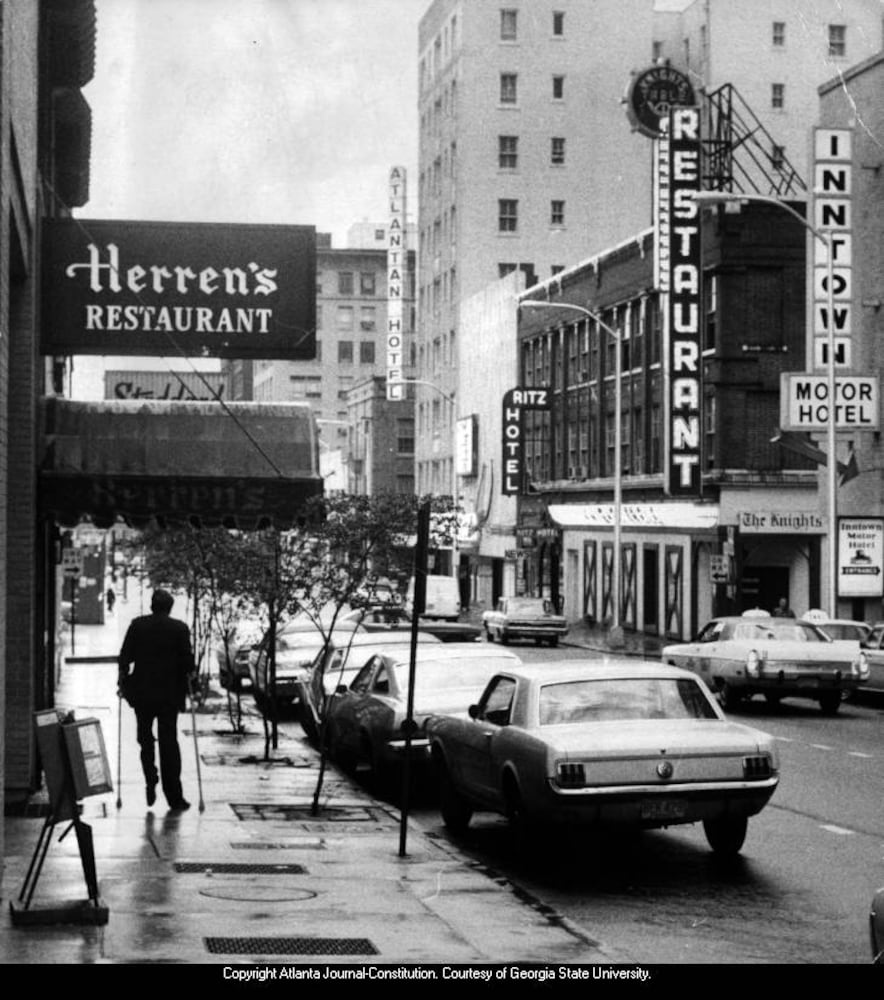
xmin=812 ymin=128 xmax=854 ymax=371
xmin=387 ymin=166 xmax=407 ymax=400
xmin=666 ymin=107 xmax=702 ymax=497
xmin=41 ymin=219 xmax=316 ymax=360
xmin=501 ymin=388 xmax=550 ymax=495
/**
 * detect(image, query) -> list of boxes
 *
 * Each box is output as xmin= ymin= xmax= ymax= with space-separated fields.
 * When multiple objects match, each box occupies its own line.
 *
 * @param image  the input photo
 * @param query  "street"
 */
xmin=352 ymin=642 xmax=884 ymax=965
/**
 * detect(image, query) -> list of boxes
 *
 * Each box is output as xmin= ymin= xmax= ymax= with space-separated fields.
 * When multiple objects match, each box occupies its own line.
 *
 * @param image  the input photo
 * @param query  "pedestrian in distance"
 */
xmin=117 ymin=588 xmax=196 ymax=811
xmin=771 ymin=596 xmax=795 ymax=618
xmin=106 ymin=586 xmax=116 ymax=613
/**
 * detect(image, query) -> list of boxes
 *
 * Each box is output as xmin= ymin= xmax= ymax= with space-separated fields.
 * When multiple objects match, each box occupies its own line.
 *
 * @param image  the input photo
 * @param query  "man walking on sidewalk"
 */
xmin=118 ymin=588 xmax=196 ymax=811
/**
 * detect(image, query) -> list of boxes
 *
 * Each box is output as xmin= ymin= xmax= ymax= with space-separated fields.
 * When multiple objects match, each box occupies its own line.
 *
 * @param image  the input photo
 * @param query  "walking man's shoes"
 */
xmin=146 ymin=781 xmax=157 ymax=807
xmin=168 ymin=799 xmax=190 ymax=812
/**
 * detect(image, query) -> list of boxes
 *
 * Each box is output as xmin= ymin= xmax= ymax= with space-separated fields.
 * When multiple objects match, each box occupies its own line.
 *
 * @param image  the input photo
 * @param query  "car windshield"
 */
xmin=507 ymin=598 xmax=552 ymax=614
xmin=538 ymin=677 xmax=719 ymax=725
xmin=394 ymin=658 xmax=499 ymax=697
xmin=821 ymin=623 xmax=867 ymax=641
xmin=730 ymin=621 xmax=828 ymax=642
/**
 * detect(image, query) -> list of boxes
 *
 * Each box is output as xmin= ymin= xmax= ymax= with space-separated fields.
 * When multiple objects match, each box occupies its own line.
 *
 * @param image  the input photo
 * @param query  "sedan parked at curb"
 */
xmin=482 ymin=596 xmax=568 ymax=647
xmin=326 ymin=643 xmax=523 ymax=795
xmin=426 ymin=660 xmax=780 ymax=855
xmin=662 ymin=610 xmax=868 ymax=713
xmin=857 ymin=622 xmax=884 ymax=696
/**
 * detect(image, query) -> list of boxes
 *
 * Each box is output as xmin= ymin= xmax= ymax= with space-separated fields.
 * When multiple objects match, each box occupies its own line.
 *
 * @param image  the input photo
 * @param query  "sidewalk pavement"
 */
xmin=0 ymin=600 xmax=648 ymax=968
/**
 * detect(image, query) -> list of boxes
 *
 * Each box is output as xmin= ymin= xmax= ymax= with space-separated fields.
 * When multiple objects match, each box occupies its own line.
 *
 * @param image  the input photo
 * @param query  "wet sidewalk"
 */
xmin=0 ymin=600 xmax=624 ymax=968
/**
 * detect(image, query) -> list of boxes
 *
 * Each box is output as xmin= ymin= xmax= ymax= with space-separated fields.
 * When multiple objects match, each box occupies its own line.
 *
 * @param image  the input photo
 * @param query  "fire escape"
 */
xmin=701 ymin=82 xmax=807 ymax=196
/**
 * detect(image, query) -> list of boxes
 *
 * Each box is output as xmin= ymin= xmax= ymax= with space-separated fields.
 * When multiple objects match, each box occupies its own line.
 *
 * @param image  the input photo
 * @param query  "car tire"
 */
xmin=437 ymin=759 xmax=473 ymax=834
xmin=703 ymin=815 xmax=748 ymax=855
xmin=818 ymin=692 xmax=841 ymax=715
xmin=717 ymin=682 xmax=743 ymax=712
xmin=499 ymin=631 xmax=509 ymax=645
xmin=764 ymin=693 xmax=782 ymax=707
xmin=548 ymin=636 xmax=559 ymax=648
xmin=485 ymin=626 xmax=494 ymax=643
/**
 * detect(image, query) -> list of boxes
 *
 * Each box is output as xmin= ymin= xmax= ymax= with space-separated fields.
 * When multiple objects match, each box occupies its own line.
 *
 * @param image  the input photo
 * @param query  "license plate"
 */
xmin=640 ymin=799 xmax=687 ymax=821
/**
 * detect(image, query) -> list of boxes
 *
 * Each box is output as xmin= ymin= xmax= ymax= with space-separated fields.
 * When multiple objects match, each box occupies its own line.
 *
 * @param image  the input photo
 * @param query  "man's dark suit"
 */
xmin=118 ymin=608 xmax=195 ymax=808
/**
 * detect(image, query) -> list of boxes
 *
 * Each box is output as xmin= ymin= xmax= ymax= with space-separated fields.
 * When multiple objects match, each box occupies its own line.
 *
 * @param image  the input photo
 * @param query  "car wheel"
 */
xmin=717 ymin=682 xmax=743 ymax=712
xmin=818 ymin=692 xmax=841 ymax=715
xmin=548 ymin=636 xmax=559 ymax=648
xmin=703 ymin=815 xmax=748 ymax=855
xmin=363 ymin=736 xmax=394 ymax=799
xmin=764 ymin=693 xmax=782 ymax=707
xmin=499 ymin=631 xmax=509 ymax=645
xmin=437 ymin=759 xmax=472 ymax=834
xmin=485 ymin=626 xmax=494 ymax=643
xmin=503 ymin=773 xmax=538 ymax=842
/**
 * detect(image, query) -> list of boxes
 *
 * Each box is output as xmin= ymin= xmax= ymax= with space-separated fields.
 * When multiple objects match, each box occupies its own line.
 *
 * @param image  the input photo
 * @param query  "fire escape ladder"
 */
xmin=701 ymin=82 xmax=807 ymax=197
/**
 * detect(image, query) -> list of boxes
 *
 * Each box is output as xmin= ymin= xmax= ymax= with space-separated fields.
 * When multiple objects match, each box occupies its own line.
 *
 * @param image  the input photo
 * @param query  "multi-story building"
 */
xmin=415 ymin=0 xmax=883 ymax=532
xmin=346 ymin=376 xmax=416 ymax=497
xmin=416 ymin=0 xmax=656 ymax=499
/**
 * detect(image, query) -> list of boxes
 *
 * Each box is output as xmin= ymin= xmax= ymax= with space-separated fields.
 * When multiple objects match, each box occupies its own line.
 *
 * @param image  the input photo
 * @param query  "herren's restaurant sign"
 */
xmin=41 ymin=219 xmax=316 ymax=360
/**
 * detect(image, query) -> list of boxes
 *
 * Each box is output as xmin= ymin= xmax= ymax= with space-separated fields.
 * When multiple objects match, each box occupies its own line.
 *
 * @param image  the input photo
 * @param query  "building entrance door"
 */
xmin=740 ymin=565 xmax=789 ymax=615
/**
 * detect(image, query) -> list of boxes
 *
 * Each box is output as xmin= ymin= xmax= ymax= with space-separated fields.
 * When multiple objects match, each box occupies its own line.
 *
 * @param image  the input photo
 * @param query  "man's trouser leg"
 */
xmin=156 ymin=705 xmax=183 ymax=805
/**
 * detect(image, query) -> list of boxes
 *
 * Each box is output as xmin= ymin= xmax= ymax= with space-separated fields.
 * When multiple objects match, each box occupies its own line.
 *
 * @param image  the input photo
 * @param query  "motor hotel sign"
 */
xmin=41 ymin=219 xmax=316 ymax=359
xmin=780 ymin=373 xmax=879 ymax=430
xmin=838 ymin=517 xmax=884 ymax=598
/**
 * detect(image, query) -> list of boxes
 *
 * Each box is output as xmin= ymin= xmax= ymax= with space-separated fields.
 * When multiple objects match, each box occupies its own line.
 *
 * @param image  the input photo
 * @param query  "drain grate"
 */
xmin=231 ymin=803 xmax=382 ymax=822
xmin=175 ymin=862 xmax=306 ymax=875
xmin=205 ymin=936 xmax=378 ymax=956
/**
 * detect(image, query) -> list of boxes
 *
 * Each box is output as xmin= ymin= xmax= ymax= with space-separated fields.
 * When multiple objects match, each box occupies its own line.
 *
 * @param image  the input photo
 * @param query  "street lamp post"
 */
xmin=521 ymin=299 xmax=623 ymax=641
xmin=692 ymin=191 xmax=838 ymax=615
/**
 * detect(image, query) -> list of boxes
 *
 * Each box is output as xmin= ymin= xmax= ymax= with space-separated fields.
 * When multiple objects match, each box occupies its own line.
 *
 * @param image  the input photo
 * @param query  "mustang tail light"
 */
xmin=853 ymin=652 xmax=870 ymax=680
xmin=742 ymin=754 xmax=773 ymax=779
xmin=746 ymin=649 xmax=763 ymax=678
xmin=556 ymin=762 xmax=586 ymax=787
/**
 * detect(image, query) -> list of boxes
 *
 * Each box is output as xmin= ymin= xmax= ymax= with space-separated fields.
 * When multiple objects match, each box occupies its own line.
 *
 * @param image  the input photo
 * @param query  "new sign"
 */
xmin=41 ymin=219 xmax=316 ymax=360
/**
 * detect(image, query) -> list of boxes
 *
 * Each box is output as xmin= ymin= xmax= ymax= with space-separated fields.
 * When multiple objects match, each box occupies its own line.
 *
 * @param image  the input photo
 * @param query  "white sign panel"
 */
xmin=386 ymin=166 xmax=407 ymax=401
xmin=780 ymin=373 xmax=879 ymax=430
xmin=838 ymin=517 xmax=884 ymax=598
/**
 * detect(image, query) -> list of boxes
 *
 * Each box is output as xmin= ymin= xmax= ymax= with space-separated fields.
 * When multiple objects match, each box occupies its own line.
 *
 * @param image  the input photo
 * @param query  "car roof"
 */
xmin=486 ymin=659 xmax=710 ymax=685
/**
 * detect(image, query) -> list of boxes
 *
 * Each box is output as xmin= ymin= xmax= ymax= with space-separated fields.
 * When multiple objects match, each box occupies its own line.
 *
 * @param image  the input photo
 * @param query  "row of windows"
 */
xmin=772 ymin=21 xmax=847 ymax=57
xmin=498 ymin=198 xmax=567 ymax=231
xmin=323 ymin=271 xmax=378 ymax=296
xmin=500 ymin=9 xmax=565 ymax=41
xmin=499 ymin=135 xmax=566 ymax=168
xmin=500 ymin=72 xmax=567 ymax=104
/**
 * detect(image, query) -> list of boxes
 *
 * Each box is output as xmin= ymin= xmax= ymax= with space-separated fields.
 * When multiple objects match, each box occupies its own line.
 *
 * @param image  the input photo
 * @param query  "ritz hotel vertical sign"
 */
xmin=386 ymin=166 xmax=408 ymax=401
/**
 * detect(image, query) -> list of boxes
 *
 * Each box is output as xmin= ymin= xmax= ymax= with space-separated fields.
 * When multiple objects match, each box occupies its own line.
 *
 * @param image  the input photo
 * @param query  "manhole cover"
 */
xmin=199 ymin=886 xmax=317 ymax=902
xmin=230 ymin=840 xmax=326 ymax=850
xmin=231 ymin=803 xmax=382 ymax=822
xmin=204 ymin=936 xmax=378 ymax=956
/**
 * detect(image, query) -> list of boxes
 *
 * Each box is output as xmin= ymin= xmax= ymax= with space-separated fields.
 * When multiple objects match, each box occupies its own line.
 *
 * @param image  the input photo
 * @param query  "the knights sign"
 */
xmin=41 ymin=219 xmax=316 ymax=360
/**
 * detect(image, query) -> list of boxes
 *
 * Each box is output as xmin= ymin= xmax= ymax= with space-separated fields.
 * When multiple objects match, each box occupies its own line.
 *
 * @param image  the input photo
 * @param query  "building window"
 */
xmin=359 ymin=341 xmax=375 ymax=364
xmin=360 ymin=306 xmax=376 ymax=331
xmin=499 ymin=135 xmax=518 ymax=169
xmin=828 ymin=24 xmax=846 ymax=57
xmin=552 ymin=75 xmax=565 ymax=99
xmin=499 ymin=262 xmax=517 ymax=278
xmin=551 ymin=200 xmax=565 ymax=226
xmin=498 ymin=199 xmax=518 ymax=232
xmin=338 ymin=341 xmax=353 ymax=363
xmin=652 ymin=40 xmax=663 ymax=61
xmin=551 ymin=265 xmax=564 ymax=276
xmin=396 ymin=418 xmax=415 ymax=454
xmin=336 ymin=305 xmax=353 ymax=330
xmin=551 ymin=137 xmax=565 ymax=165
xmin=316 ymin=304 xmax=323 ymax=329
xmin=360 ymin=272 xmax=376 ymax=295
xmin=771 ymin=144 xmax=785 ymax=169
xmin=338 ymin=271 xmax=354 ymax=294
xmin=771 ymin=83 xmax=784 ymax=109
xmin=772 ymin=21 xmax=785 ymax=46
xmin=500 ymin=73 xmax=517 ymax=104
xmin=500 ymin=9 xmax=517 ymax=41
xmin=552 ymin=11 xmax=564 ymax=36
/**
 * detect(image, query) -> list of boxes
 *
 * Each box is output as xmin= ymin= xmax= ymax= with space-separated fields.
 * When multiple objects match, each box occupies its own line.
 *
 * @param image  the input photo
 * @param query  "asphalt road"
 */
xmin=401 ymin=643 xmax=884 ymax=966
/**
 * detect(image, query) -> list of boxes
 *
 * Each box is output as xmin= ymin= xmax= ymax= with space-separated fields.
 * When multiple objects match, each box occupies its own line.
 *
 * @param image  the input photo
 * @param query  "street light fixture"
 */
xmin=521 ymin=299 xmax=624 ymax=641
xmin=692 ymin=190 xmax=838 ymax=615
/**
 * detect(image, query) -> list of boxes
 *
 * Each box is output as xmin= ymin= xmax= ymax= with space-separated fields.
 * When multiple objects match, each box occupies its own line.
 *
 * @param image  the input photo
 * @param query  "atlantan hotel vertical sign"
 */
xmin=386 ymin=166 xmax=407 ymax=400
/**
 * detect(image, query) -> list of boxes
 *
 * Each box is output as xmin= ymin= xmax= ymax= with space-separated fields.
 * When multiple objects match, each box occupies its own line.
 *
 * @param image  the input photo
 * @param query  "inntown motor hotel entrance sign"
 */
xmin=41 ymin=219 xmax=316 ymax=360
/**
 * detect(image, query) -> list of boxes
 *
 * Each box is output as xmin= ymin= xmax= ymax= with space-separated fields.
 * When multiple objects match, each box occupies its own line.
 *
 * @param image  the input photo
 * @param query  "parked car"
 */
xmin=339 ymin=605 xmax=482 ymax=643
xmin=801 ymin=609 xmax=872 ymax=643
xmin=296 ymin=629 xmax=443 ymax=746
xmin=482 ymin=596 xmax=568 ymax=647
xmin=858 ymin=622 xmax=884 ymax=696
xmin=426 ymin=660 xmax=779 ymax=855
xmin=405 ymin=574 xmax=461 ymax=621
xmin=218 ymin=641 xmax=256 ymax=693
xmin=251 ymin=618 xmax=364 ymax=718
xmin=871 ymin=886 xmax=884 ymax=964
xmin=325 ymin=643 xmax=523 ymax=794
xmin=661 ymin=609 xmax=868 ymax=713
